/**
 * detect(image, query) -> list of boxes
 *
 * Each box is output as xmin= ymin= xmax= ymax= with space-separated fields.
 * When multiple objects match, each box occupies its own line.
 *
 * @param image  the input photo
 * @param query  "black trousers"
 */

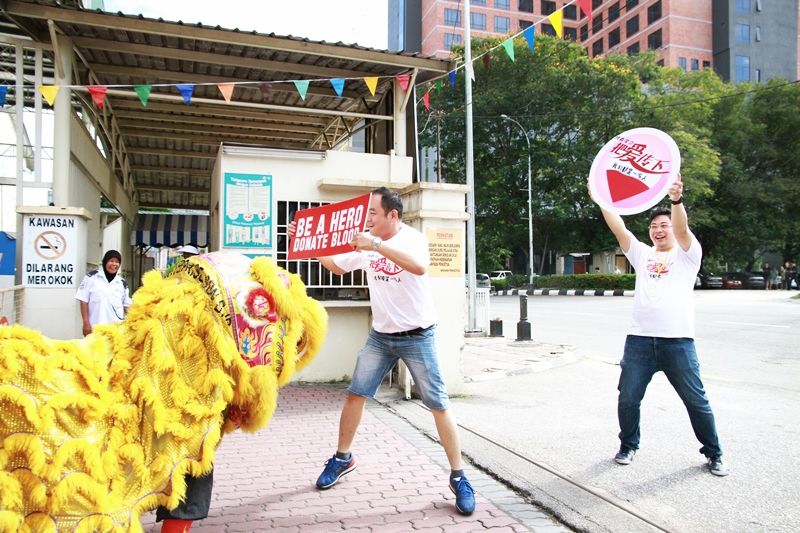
xmin=155 ymin=470 xmax=213 ymax=522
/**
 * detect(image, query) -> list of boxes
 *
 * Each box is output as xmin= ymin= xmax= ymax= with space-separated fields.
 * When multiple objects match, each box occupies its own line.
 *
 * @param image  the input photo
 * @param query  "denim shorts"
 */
xmin=348 ymin=326 xmax=450 ymax=410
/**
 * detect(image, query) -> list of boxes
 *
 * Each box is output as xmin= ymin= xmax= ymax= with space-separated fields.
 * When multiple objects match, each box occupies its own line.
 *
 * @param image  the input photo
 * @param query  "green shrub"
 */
xmin=533 ymin=273 xmax=635 ymax=290
xmin=491 ymin=278 xmax=508 ymax=291
xmin=508 ymin=274 xmax=528 ymax=288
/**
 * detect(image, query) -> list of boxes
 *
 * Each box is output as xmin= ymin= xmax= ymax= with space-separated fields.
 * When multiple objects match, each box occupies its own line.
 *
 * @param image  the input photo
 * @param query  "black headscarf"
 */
xmin=102 ymin=249 xmax=122 ymax=282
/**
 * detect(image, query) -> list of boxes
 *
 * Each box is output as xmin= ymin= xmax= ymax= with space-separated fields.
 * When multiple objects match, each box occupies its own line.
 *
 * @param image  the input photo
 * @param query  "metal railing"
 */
xmin=0 ymin=285 xmax=24 ymax=325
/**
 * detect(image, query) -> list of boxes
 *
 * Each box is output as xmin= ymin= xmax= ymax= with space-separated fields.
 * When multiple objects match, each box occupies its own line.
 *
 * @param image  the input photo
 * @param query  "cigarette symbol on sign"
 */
xmin=35 ymin=231 xmax=66 ymax=260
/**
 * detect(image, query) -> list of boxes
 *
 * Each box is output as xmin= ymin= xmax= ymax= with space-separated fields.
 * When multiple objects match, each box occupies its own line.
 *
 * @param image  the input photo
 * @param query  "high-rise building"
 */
xmin=394 ymin=0 xmax=799 ymax=83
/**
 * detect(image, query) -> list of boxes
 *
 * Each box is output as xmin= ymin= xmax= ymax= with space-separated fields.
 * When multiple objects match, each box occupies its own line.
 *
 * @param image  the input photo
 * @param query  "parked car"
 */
xmin=723 ymin=271 xmax=765 ymax=289
xmin=720 ymin=273 xmax=743 ymax=289
xmin=465 ymin=273 xmax=491 ymax=289
xmin=695 ymin=269 xmax=723 ymax=289
xmin=489 ymin=270 xmax=513 ymax=281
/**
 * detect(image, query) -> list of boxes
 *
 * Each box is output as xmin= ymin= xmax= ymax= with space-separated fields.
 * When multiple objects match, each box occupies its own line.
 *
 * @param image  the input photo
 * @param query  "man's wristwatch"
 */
xmin=671 ymin=196 xmax=684 ymax=205
xmin=371 ymin=236 xmax=383 ymax=250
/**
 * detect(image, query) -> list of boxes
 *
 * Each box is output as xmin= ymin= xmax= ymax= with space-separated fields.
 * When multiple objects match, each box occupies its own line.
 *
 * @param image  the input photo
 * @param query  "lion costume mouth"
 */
xmin=0 ymin=252 xmax=327 ymax=532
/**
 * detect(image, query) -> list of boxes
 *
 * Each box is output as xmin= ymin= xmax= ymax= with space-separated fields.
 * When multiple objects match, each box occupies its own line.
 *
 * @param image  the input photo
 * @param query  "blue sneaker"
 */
xmin=449 ymin=475 xmax=476 ymax=515
xmin=315 ymin=454 xmax=357 ymax=489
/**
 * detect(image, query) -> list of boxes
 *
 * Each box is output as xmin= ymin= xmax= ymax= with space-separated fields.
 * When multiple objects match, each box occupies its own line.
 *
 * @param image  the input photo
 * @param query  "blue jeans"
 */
xmin=348 ymin=326 xmax=449 ymax=410
xmin=618 ymin=335 xmax=722 ymax=458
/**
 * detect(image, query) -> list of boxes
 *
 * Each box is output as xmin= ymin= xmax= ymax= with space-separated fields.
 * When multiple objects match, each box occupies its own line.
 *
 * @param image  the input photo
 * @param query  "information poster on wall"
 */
xmin=21 ymin=214 xmax=79 ymax=287
xmin=223 ymin=172 xmax=272 ymax=248
xmin=426 ymin=227 xmax=463 ymax=277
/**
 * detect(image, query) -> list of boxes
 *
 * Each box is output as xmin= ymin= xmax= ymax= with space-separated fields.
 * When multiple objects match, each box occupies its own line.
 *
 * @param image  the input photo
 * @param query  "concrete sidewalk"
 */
xmin=141 ymin=385 xmax=569 ymax=533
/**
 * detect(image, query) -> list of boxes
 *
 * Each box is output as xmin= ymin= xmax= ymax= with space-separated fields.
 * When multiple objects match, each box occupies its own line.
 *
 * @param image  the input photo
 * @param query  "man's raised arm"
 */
xmin=588 ymin=181 xmax=632 ymax=253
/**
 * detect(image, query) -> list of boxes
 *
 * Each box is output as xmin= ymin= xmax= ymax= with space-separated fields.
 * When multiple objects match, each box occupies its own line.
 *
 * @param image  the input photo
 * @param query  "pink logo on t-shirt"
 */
xmin=646 ymin=259 xmax=671 ymax=276
xmin=370 ymin=257 xmax=403 ymax=275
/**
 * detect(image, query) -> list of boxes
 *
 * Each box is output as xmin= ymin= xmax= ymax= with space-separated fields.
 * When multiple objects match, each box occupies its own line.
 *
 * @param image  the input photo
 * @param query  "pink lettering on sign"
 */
xmin=588 ymin=128 xmax=681 ymax=216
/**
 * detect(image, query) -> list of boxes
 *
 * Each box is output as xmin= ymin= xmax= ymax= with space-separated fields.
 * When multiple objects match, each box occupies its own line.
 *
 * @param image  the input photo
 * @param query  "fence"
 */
xmin=0 ymin=285 xmax=24 ymax=325
xmin=465 ymin=287 xmax=491 ymax=333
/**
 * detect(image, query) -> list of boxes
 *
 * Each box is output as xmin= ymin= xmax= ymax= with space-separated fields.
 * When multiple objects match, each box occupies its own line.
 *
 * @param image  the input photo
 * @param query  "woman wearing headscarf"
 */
xmin=75 ymin=249 xmax=132 ymax=336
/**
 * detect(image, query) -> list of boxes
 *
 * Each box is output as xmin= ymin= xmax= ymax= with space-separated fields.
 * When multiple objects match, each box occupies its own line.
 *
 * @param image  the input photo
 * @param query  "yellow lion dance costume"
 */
xmin=0 ymin=252 xmax=327 ymax=532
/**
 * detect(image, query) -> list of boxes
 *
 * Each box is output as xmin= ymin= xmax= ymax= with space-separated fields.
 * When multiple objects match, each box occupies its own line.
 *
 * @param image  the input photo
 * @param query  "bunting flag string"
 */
xmin=364 ymin=76 xmax=379 ymax=96
xmin=217 ymin=82 xmax=235 ymax=103
xmin=396 ymin=74 xmax=411 ymax=92
xmin=176 ymin=83 xmax=194 ymax=105
xmin=548 ymin=10 xmax=564 ymax=39
xmin=523 ymin=26 xmax=535 ymax=54
xmin=134 ymin=84 xmax=152 ymax=107
xmin=87 ymin=85 xmax=107 ymax=109
xmin=293 ymin=80 xmax=310 ymax=100
xmin=329 ymin=78 xmax=345 ymax=97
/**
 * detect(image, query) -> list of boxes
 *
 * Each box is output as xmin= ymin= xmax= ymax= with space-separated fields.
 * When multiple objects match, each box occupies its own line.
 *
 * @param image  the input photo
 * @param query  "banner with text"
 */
xmin=289 ymin=193 xmax=371 ymax=259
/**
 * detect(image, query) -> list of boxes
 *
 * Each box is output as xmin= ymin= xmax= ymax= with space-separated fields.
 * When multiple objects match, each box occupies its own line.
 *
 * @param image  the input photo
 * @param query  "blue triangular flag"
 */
xmin=0 ymin=86 xmax=7 ymax=107
xmin=523 ymin=25 xmax=535 ymax=53
xmin=176 ymin=83 xmax=194 ymax=105
xmin=449 ymin=71 xmax=456 ymax=88
xmin=330 ymin=78 xmax=345 ymax=97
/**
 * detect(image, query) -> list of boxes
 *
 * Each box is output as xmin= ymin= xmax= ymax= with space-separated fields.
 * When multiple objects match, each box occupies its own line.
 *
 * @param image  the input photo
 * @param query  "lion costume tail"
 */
xmin=0 ymin=254 xmax=326 ymax=532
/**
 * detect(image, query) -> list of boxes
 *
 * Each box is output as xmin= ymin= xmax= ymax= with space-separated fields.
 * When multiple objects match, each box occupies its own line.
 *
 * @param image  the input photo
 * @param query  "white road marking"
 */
xmin=715 ymin=320 xmax=789 ymax=329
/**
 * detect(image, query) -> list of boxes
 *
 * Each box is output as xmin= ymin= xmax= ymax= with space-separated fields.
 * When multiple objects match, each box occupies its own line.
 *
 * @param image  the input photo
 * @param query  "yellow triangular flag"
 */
xmin=39 ymin=85 xmax=59 ymax=106
xmin=217 ymin=82 xmax=235 ymax=103
xmin=548 ymin=9 xmax=564 ymax=38
xmin=364 ymin=77 xmax=379 ymax=96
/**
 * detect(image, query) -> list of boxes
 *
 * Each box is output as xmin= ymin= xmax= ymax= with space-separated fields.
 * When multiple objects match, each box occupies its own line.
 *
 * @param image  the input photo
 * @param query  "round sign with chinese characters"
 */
xmin=588 ymin=127 xmax=681 ymax=215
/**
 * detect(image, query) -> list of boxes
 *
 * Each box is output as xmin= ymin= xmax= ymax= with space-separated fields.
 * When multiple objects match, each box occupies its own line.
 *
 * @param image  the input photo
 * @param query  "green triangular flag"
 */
xmin=294 ymin=80 xmax=310 ymax=100
xmin=502 ymin=39 xmax=515 ymax=62
xmin=134 ymin=85 xmax=152 ymax=107
xmin=436 ymin=79 xmax=442 ymax=94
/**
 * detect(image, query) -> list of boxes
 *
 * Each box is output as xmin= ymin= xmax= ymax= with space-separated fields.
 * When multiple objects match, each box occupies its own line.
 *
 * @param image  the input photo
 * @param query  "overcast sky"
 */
xmin=102 ymin=0 xmax=389 ymax=49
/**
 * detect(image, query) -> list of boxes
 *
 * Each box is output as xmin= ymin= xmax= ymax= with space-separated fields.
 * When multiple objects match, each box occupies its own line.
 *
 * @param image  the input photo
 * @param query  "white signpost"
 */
xmin=17 ymin=206 xmax=92 ymax=339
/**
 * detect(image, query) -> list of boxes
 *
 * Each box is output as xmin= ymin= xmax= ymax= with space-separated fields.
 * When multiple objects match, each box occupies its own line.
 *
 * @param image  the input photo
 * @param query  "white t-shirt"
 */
xmin=624 ymin=232 xmax=701 ymax=338
xmin=332 ymin=224 xmax=436 ymax=334
xmin=75 ymin=270 xmax=132 ymax=326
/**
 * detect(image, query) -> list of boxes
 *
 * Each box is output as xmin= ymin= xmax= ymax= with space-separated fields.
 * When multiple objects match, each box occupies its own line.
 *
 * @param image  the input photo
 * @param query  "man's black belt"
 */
xmin=385 ymin=324 xmax=435 ymax=336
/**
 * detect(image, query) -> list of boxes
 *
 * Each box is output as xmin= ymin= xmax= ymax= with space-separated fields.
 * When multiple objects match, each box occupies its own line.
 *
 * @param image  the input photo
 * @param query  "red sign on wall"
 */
xmin=288 ymin=193 xmax=371 ymax=260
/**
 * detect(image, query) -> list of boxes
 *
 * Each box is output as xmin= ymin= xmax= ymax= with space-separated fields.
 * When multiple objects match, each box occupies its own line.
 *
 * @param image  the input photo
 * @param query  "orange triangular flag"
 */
xmin=548 ymin=10 xmax=564 ymax=38
xmin=88 ymin=85 xmax=108 ymax=109
xmin=217 ymin=83 xmax=235 ymax=103
xmin=39 ymin=85 xmax=59 ymax=106
xmin=364 ymin=76 xmax=379 ymax=96
xmin=396 ymin=74 xmax=411 ymax=92
xmin=422 ymin=90 xmax=431 ymax=111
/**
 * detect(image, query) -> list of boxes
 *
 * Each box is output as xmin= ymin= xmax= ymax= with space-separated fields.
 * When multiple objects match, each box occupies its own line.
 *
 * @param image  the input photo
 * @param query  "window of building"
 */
xmin=276 ymin=200 xmax=368 ymax=301
xmin=472 ymin=0 xmax=487 ymax=5
xmin=755 ymin=26 xmax=761 ymax=42
xmin=755 ymin=68 xmax=761 ymax=82
xmin=626 ymin=15 xmax=639 ymax=37
xmin=608 ymin=27 xmax=621 ymax=48
xmin=691 ymin=58 xmax=699 ymax=71
xmin=755 ymin=0 xmax=762 ymax=11
xmin=444 ymin=8 xmax=462 ymax=26
xmin=735 ymin=23 xmax=750 ymax=44
xmin=495 ymin=15 xmax=511 ymax=33
xmin=702 ymin=60 xmax=711 ymax=69
xmin=564 ymin=5 xmax=577 ymax=20
xmin=541 ymin=23 xmax=556 ymax=36
xmin=592 ymin=0 xmax=602 ymax=9
xmin=626 ymin=0 xmax=639 ymax=9
xmin=580 ymin=24 xmax=589 ymax=41
xmin=735 ymin=55 xmax=750 ymax=82
xmin=592 ymin=39 xmax=604 ymax=57
xmin=564 ymin=26 xmax=578 ymax=41
xmin=679 ymin=57 xmax=687 ymax=71
xmin=627 ymin=42 xmax=640 ymax=55
xmin=495 ymin=0 xmax=510 ymax=9
xmin=541 ymin=0 xmax=556 ymax=15
xmin=444 ymin=33 xmax=462 ymax=50
xmin=609 ymin=2 xmax=621 ymax=22
xmin=647 ymin=1 xmax=662 ymax=24
xmin=519 ymin=0 xmax=533 ymax=13
xmin=471 ymin=12 xmax=487 ymax=30
xmin=519 ymin=19 xmax=533 ymax=30
xmin=593 ymin=15 xmax=603 ymax=33
xmin=735 ymin=0 xmax=749 ymax=13
xmin=657 ymin=59 xmax=664 ymax=66
xmin=647 ymin=29 xmax=662 ymax=49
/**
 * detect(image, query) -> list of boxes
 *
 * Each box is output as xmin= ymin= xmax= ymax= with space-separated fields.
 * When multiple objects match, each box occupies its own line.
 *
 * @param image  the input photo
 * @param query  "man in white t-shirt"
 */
xmin=592 ymin=175 xmax=728 ymax=476
xmin=288 ymin=187 xmax=476 ymax=515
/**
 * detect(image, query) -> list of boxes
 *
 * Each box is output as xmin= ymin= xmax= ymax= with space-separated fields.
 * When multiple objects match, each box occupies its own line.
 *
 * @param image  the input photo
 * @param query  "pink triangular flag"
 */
xmin=578 ymin=0 xmax=592 ymax=20
xmin=422 ymin=90 xmax=431 ymax=111
xmin=217 ymin=83 xmax=235 ymax=103
xmin=396 ymin=74 xmax=411 ymax=92
xmin=88 ymin=85 xmax=108 ymax=109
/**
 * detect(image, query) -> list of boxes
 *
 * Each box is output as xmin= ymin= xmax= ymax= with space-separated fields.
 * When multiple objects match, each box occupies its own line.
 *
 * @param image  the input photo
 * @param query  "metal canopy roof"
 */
xmin=0 ymin=0 xmax=453 ymax=212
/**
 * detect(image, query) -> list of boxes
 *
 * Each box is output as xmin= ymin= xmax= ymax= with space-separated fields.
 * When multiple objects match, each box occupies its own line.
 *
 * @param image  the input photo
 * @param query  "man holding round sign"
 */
xmin=589 ymin=129 xmax=728 ymax=477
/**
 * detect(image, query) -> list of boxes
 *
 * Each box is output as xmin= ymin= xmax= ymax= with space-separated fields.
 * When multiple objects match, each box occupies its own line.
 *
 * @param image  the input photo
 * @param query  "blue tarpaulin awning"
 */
xmin=131 ymin=214 xmax=209 ymax=247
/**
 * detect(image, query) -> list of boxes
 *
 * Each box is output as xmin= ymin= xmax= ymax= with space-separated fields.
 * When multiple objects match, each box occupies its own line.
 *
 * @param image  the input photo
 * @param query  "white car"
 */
xmin=490 ymin=270 xmax=513 ymax=281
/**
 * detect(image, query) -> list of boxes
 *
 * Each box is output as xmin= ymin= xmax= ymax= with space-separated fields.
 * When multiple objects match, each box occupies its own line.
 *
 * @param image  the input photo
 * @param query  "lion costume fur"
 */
xmin=0 ymin=252 xmax=327 ymax=532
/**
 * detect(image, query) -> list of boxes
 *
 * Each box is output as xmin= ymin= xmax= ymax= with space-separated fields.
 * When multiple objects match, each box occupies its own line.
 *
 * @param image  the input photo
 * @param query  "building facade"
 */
xmin=404 ymin=0 xmax=798 ymax=82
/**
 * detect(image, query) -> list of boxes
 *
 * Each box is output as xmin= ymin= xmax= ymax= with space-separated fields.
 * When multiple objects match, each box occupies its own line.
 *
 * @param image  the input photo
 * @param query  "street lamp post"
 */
xmin=501 ymin=114 xmax=534 ymax=286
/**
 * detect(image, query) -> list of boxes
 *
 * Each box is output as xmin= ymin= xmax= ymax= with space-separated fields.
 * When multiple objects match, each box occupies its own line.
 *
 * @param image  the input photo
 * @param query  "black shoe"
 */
xmin=707 ymin=456 xmax=729 ymax=477
xmin=614 ymin=448 xmax=636 ymax=465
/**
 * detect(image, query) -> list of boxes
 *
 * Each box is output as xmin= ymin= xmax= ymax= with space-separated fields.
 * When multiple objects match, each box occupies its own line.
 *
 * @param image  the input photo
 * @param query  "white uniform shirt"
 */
xmin=624 ymin=232 xmax=701 ymax=338
xmin=75 ymin=270 xmax=132 ymax=326
xmin=332 ymin=224 xmax=436 ymax=334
